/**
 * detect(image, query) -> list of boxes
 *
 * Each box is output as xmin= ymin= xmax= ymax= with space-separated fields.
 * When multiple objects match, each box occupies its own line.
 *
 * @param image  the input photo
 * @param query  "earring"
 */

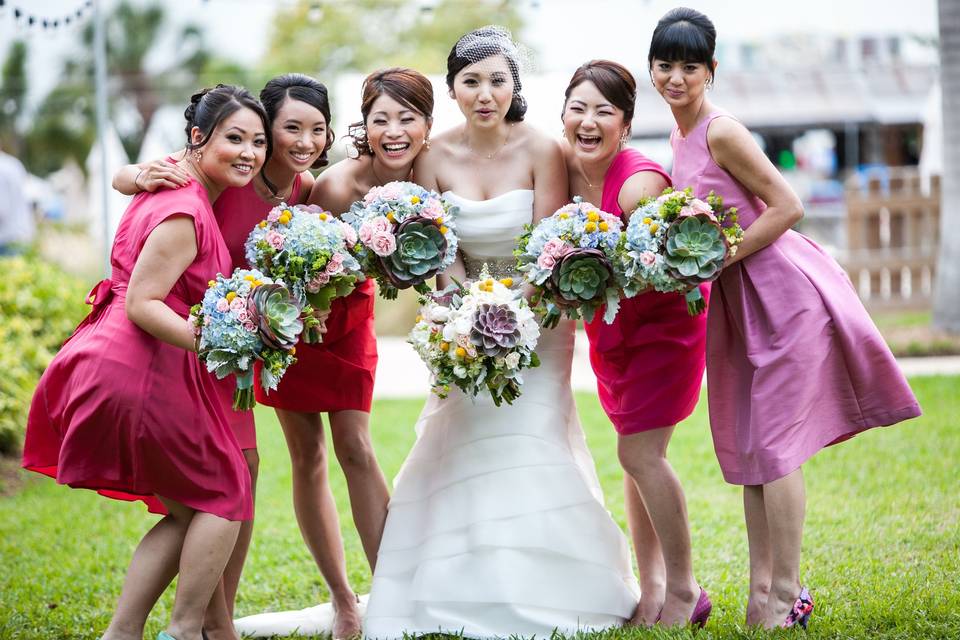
xmin=345 ymin=142 xmax=359 ymax=160
xmin=423 ymin=136 xmax=431 ymax=150
xmin=619 ymin=132 xmax=628 ymax=148
xmin=366 ymin=141 xmax=374 ymax=155
xmin=193 ymin=148 xmax=202 ymax=162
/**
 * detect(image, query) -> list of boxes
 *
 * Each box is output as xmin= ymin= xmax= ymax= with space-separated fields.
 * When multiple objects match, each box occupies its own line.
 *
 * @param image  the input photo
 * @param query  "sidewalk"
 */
xmin=373 ymin=333 xmax=960 ymax=399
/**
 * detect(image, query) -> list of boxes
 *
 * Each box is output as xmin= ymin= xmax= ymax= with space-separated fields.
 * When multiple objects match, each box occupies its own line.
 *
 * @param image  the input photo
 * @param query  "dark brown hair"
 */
xmin=349 ymin=67 xmax=434 ymax=156
xmin=260 ymin=73 xmax=334 ymax=169
xmin=563 ymin=60 xmax=636 ymax=131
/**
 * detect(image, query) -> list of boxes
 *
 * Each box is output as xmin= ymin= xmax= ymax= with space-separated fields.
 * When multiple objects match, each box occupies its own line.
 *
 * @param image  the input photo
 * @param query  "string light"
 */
xmin=2 ymin=0 xmax=92 ymax=33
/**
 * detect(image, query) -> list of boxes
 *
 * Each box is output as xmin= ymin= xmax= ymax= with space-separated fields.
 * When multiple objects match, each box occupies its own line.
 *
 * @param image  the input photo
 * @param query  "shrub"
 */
xmin=0 ymin=254 xmax=89 ymax=455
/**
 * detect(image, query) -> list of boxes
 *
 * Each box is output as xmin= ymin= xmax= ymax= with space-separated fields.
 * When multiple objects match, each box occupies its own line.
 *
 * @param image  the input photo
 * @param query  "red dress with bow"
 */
xmin=22 ymin=180 xmax=253 ymax=521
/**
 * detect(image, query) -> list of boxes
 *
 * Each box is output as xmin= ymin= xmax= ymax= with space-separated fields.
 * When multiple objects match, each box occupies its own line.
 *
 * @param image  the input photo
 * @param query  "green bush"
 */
xmin=0 ymin=254 xmax=89 ymax=455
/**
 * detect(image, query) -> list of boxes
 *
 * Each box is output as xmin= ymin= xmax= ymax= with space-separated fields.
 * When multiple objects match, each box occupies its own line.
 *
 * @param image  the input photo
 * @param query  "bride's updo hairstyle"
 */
xmin=446 ymin=25 xmax=528 ymax=122
xmin=348 ymin=67 xmax=435 ymax=157
xmin=563 ymin=60 xmax=636 ymax=134
xmin=647 ymin=7 xmax=717 ymax=82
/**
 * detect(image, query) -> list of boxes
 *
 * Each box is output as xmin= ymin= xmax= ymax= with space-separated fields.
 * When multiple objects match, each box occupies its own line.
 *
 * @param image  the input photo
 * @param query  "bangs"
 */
xmin=648 ymin=20 xmax=713 ymax=65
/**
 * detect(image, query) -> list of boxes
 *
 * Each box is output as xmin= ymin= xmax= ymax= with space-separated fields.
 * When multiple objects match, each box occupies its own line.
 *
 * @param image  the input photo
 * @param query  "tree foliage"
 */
xmin=265 ymin=0 xmax=524 ymax=79
xmin=0 ymin=40 xmax=27 ymax=155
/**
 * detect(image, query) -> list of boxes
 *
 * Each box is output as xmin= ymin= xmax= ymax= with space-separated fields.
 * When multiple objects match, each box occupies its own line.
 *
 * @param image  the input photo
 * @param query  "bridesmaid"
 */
xmin=22 ymin=85 xmax=268 ymax=640
xmin=649 ymin=7 xmax=921 ymax=628
xmin=258 ymin=67 xmax=436 ymax=637
xmin=113 ymin=73 xmax=332 ymax=638
xmin=561 ymin=59 xmax=710 ymax=627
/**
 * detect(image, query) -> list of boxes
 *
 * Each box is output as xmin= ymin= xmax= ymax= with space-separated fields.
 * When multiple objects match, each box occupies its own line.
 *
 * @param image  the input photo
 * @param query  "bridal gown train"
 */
xmin=234 ymin=190 xmax=640 ymax=639
xmin=364 ymin=189 xmax=640 ymax=639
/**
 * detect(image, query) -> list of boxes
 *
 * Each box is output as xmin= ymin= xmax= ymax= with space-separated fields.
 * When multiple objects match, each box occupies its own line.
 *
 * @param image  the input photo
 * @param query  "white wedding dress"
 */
xmin=234 ymin=190 xmax=639 ymax=639
xmin=364 ymin=190 xmax=639 ymax=639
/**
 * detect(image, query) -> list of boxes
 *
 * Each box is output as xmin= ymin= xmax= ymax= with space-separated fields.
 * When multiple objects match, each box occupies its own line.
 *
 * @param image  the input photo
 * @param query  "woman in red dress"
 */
xmin=113 ymin=74 xmax=332 ymax=638
xmin=561 ymin=61 xmax=711 ymax=627
xmin=247 ymin=68 xmax=435 ymax=636
xmin=23 ymin=85 xmax=268 ymax=640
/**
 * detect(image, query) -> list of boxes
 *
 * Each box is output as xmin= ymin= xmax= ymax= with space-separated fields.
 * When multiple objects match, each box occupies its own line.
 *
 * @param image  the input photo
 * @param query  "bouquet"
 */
xmin=190 ymin=269 xmax=304 ymax=410
xmin=625 ymin=187 xmax=743 ymax=315
xmin=407 ymin=268 xmax=540 ymax=406
xmin=515 ymin=197 xmax=632 ymax=328
xmin=245 ymin=203 xmax=363 ymax=343
xmin=343 ymin=181 xmax=459 ymax=299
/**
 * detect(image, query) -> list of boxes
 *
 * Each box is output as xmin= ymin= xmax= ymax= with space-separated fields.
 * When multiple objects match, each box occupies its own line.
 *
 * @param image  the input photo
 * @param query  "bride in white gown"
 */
xmin=364 ymin=27 xmax=639 ymax=639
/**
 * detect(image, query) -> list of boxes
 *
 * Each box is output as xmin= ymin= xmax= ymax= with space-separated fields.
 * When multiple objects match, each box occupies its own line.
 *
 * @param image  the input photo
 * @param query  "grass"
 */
xmin=1 ymin=377 xmax=958 ymax=639
xmin=870 ymin=310 xmax=960 ymax=357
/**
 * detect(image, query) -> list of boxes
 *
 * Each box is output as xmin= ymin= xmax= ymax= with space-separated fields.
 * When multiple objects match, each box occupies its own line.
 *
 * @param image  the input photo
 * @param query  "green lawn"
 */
xmin=1 ymin=377 xmax=958 ymax=640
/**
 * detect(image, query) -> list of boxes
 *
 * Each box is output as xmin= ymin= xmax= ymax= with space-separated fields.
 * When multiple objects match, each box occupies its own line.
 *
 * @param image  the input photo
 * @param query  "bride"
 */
xmin=363 ymin=26 xmax=640 ymax=639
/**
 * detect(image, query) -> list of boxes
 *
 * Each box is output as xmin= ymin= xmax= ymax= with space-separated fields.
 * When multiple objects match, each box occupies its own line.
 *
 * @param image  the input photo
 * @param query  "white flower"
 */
xmin=428 ymin=305 xmax=451 ymax=323
xmin=504 ymin=352 xmax=521 ymax=369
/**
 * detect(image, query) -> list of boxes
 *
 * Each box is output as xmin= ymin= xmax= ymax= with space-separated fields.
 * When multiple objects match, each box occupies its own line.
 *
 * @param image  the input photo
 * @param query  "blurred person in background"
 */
xmin=0 ymin=146 xmax=36 ymax=255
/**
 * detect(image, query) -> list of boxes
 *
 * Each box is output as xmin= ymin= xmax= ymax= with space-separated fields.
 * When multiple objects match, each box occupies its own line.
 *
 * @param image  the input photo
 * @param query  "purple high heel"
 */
xmin=782 ymin=586 xmax=814 ymax=629
xmin=690 ymin=588 xmax=712 ymax=628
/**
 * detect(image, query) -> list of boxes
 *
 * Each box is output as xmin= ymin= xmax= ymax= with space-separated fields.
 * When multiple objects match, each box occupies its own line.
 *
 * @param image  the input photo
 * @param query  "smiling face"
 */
xmin=650 ymin=58 xmax=713 ymax=109
xmin=562 ymin=80 xmax=629 ymax=163
xmin=365 ymin=93 xmax=431 ymax=171
xmin=193 ymin=107 xmax=267 ymax=189
xmin=269 ymin=97 xmax=328 ymax=173
xmin=450 ymin=54 xmax=515 ymax=127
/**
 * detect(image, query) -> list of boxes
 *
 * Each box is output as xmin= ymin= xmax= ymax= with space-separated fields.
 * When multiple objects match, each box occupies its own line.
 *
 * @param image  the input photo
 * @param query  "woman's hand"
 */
xmin=135 ymin=160 xmax=191 ymax=193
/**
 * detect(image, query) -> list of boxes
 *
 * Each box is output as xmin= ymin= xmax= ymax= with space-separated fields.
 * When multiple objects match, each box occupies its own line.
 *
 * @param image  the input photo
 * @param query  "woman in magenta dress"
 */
xmin=561 ymin=60 xmax=711 ymax=628
xmin=649 ymin=8 xmax=921 ymax=629
xmin=23 ymin=85 xmax=268 ymax=640
xmin=113 ymin=74 xmax=340 ymax=637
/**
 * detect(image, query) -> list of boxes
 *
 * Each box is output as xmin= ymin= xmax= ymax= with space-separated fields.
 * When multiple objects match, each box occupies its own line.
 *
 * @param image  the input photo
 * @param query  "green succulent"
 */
xmin=663 ymin=214 xmax=727 ymax=283
xmin=379 ymin=217 xmax=448 ymax=288
xmin=247 ymin=283 xmax=303 ymax=351
xmin=551 ymin=249 xmax=613 ymax=302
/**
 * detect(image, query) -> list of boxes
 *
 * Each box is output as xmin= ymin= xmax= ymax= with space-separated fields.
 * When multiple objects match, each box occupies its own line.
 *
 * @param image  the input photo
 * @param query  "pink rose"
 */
xmin=543 ymin=238 xmax=571 ymax=258
xmin=302 ymin=204 xmax=327 ymax=215
xmin=306 ymin=271 xmax=331 ymax=293
xmin=216 ymin=298 xmax=230 ymax=313
xmin=537 ymin=253 xmax=558 ymax=270
xmin=229 ymin=297 xmax=246 ymax=314
xmin=600 ymin=213 xmax=622 ymax=229
xmin=358 ymin=221 xmax=375 ymax=245
xmin=420 ymin=198 xmax=444 ymax=220
xmin=640 ymin=251 xmax=656 ymax=266
xmin=339 ymin=221 xmax=358 ymax=246
xmin=690 ymin=198 xmax=712 ymax=215
xmin=267 ymin=209 xmax=281 ymax=223
xmin=326 ymin=253 xmax=345 ymax=275
xmin=359 ymin=216 xmax=392 ymax=246
xmin=235 ymin=308 xmax=250 ymax=323
xmin=242 ymin=320 xmax=257 ymax=332
xmin=266 ymin=230 xmax=285 ymax=250
xmin=679 ymin=206 xmax=696 ymax=218
xmin=370 ymin=231 xmax=397 ymax=257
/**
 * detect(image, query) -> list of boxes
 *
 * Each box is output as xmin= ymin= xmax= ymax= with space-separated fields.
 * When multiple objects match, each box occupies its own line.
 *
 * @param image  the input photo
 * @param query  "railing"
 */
xmin=842 ymin=169 xmax=939 ymax=309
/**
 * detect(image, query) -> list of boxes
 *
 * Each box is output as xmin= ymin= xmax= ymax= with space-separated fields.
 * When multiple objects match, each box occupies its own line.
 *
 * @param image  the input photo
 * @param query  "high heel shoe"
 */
xmin=690 ymin=588 xmax=712 ymax=628
xmin=782 ymin=586 xmax=814 ymax=629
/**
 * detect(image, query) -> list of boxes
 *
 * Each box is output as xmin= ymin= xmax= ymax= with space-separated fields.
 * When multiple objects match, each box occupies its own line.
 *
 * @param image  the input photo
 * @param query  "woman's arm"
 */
xmin=708 ymin=117 xmax=803 ymax=266
xmin=530 ymin=136 xmax=568 ymax=223
xmin=112 ymin=152 xmax=189 ymax=195
xmin=125 ymin=215 xmax=199 ymax=351
xmin=618 ymin=172 xmax=669 ymax=220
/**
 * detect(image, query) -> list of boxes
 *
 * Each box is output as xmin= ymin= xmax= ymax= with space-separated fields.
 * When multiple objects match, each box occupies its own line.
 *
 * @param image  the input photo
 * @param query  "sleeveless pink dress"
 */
xmin=210 ymin=174 xmax=304 ymax=449
xmin=22 ymin=180 xmax=253 ymax=520
xmin=584 ymin=149 xmax=709 ymax=434
xmin=671 ymin=111 xmax=921 ymax=485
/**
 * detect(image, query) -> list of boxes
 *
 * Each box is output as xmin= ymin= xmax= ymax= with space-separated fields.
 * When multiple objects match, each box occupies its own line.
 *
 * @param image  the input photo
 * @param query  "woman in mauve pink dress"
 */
xmin=23 ymin=85 xmax=268 ymax=640
xmin=561 ymin=60 xmax=711 ymax=628
xmin=649 ymin=7 xmax=921 ymax=629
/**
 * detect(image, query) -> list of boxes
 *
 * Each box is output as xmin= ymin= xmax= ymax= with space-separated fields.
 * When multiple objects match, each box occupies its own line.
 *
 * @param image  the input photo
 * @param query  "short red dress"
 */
xmin=209 ymin=174 xmax=305 ymax=449
xmin=254 ymin=210 xmax=378 ymax=414
xmin=22 ymin=180 xmax=253 ymax=521
xmin=584 ymin=149 xmax=710 ymax=434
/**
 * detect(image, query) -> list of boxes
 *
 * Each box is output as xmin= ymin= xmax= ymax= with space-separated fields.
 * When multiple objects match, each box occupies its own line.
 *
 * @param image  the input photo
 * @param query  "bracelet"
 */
xmin=134 ymin=168 xmax=145 ymax=191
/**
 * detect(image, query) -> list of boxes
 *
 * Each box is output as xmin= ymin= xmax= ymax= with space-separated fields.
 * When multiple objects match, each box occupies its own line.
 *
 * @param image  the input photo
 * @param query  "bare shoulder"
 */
xmin=298 ymin=169 xmax=316 ymax=196
xmin=520 ymin=123 xmax=562 ymax=156
xmin=311 ymin=159 xmax=361 ymax=213
xmin=619 ymin=171 xmax=668 ymax=213
xmin=706 ymin=114 xmax=753 ymax=151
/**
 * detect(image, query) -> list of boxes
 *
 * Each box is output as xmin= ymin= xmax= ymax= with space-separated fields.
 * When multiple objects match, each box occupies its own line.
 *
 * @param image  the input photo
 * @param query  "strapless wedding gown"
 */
xmin=234 ymin=190 xmax=639 ymax=639
xmin=364 ymin=190 xmax=639 ymax=639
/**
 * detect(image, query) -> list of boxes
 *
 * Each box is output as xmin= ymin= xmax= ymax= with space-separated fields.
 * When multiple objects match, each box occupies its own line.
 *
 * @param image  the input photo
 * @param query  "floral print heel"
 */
xmin=782 ymin=586 xmax=814 ymax=629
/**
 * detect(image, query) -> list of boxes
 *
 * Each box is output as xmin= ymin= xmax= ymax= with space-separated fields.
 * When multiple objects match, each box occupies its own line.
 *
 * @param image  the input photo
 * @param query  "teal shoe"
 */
xmin=157 ymin=633 xmax=177 ymax=640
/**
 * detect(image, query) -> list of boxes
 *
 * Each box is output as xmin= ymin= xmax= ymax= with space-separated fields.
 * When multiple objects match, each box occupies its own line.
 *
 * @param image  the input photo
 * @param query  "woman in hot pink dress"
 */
xmin=114 ymin=74 xmax=336 ymax=636
xmin=650 ymin=8 xmax=921 ymax=629
xmin=23 ymin=85 xmax=268 ymax=640
xmin=561 ymin=60 xmax=710 ymax=628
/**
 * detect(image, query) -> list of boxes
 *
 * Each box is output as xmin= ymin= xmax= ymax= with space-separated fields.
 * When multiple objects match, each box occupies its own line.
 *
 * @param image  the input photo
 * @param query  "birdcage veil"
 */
xmin=447 ymin=25 xmax=534 ymax=121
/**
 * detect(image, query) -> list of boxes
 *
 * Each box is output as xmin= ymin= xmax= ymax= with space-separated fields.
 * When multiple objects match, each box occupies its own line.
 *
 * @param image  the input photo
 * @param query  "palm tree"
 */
xmin=934 ymin=0 xmax=960 ymax=332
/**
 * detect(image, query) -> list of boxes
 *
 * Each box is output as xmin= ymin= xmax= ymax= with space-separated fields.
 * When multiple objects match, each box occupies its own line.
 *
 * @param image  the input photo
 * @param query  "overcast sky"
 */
xmin=1 ymin=0 xmax=939 ymax=107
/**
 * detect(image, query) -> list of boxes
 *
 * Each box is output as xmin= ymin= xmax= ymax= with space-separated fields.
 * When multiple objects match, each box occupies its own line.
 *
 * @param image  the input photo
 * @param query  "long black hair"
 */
xmin=647 ymin=7 xmax=717 ymax=80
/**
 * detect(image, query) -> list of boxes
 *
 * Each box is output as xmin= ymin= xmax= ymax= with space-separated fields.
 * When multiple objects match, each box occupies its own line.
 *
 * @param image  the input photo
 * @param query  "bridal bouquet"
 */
xmin=625 ymin=187 xmax=743 ymax=315
xmin=343 ymin=181 xmax=459 ymax=300
xmin=190 ymin=269 xmax=304 ymax=410
xmin=516 ymin=197 xmax=632 ymax=328
xmin=408 ymin=269 xmax=540 ymax=406
xmin=245 ymin=203 xmax=362 ymax=343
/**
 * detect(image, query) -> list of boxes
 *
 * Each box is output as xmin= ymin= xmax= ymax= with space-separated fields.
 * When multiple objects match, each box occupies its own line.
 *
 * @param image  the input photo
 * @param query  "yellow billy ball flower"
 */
xmin=319 ymin=212 xmax=328 ymax=220
xmin=559 ymin=213 xmax=569 ymax=220
xmin=278 ymin=214 xmax=291 ymax=225
xmin=415 ymin=314 xmax=423 ymax=322
xmin=648 ymin=223 xmax=660 ymax=234
xmin=243 ymin=274 xmax=256 ymax=281
xmin=386 ymin=212 xmax=395 ymax=222
xmin=290 ymin=347 xmax=296 ymax=355
xmin=440 ymin=341 xmax=450 ymax=352
xmin=225 ymin=291 xmax=237 ymax=302
xmin=642 ymin=217 xmax=652 ymax=225
xmin=455 ymin=346 xmax=467 ymax=358
xmin=258 ymin=221 xmax=268 ymax=228
xmin=208 ymin=280 xmax=216 ymax=287
xmin=599 ymin=221 xmax=609 ymax=232
xmin=587 ymin=211 xmax=600 ymax=222
xmin=435 ymin=217 xmax=444 ymax=225
xmin=439 ymin=225 xmax=448 ymax=234
xmin=499 ymin=277 xmax=513 ymax=287
xmin=585 ymin=221 xmax=597 ymax=233
xmin=410 ymin=196 xmax=421 ymax=204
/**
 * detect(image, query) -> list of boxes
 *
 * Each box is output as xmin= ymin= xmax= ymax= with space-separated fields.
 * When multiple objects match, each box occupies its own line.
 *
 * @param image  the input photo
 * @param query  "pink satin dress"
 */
xmin=671 ymin=111 xmax=921 ymax=485
xmin=22 ymin=180 xmax=253 ymax=520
